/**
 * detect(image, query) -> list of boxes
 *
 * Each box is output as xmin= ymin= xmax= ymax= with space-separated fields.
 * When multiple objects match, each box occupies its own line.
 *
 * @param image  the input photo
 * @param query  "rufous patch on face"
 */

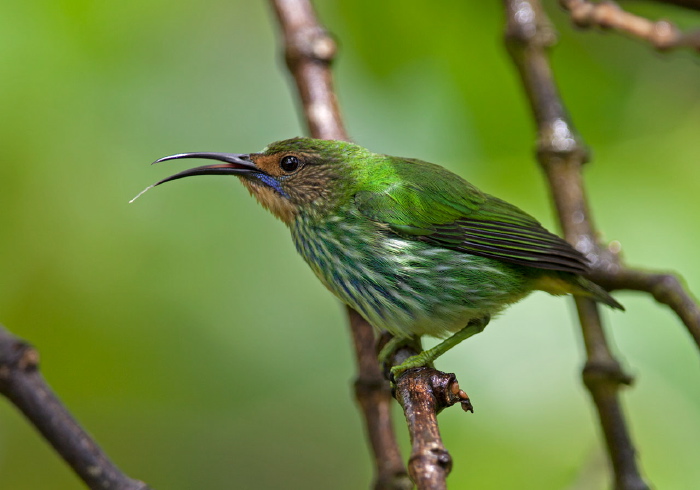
xmin=251 ymin=152 xmax=317 ymax=177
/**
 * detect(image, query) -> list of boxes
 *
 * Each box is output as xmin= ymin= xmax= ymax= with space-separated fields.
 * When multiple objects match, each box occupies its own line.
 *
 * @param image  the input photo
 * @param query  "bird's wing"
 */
xmin=354 ymin=160 xmax=589 ymax=274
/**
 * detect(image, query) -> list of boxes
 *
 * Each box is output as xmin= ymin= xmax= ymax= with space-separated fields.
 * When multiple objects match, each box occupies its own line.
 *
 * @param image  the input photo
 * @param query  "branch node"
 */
xmin=583 ymin=359 xmax=634 ymax=387
xmin=506 ymin=0 xmax=557 ymax=49
xmin=409 ymin=446 xmax=452 ymax=471
xmin=285 ymin=26 xmax=337 ymax=68
xmin=19 ymin=347 xmax=40 ymax=372
xmin=536 ymin=122 xmax=589 ymax=167
xmin=649 ymin=273 xmax=681 ymax=302
xmin=651 ymin=20 xmax=681 ymax=50
xmin=565 ymin=0 xmax=596 ymax=28
xmin=0 ymin=332 xmax=39 ymax=386
xmin=407 ymin=444 xmax=453 ymax=476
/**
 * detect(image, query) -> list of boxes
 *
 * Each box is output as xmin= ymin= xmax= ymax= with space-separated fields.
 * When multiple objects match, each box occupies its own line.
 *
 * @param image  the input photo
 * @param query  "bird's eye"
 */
xmin=279 ymin=155 xmax=300 ymax=173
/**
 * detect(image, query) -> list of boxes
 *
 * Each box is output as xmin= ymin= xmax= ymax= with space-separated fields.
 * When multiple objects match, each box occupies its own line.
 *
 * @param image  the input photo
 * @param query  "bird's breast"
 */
xmin=290 ymin=210 xmax=531 ymax=338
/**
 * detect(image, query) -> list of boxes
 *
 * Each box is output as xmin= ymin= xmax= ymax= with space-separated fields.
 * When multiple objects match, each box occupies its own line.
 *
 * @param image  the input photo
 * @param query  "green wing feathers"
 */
xmin=354 ymin=156 xmax=590 ymax=275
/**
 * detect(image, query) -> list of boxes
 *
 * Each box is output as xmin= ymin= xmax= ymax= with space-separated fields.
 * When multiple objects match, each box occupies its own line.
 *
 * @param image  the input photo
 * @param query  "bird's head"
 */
xmin=138 ymin=137 xmax=370 ymax=224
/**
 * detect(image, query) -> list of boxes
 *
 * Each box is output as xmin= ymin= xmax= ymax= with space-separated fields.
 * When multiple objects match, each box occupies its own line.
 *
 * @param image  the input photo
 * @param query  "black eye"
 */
xmin=280 ymin=155 xmax=300 ymax=173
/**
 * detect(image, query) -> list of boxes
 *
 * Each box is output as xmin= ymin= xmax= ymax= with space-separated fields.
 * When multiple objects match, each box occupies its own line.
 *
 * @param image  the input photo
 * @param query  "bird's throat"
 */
xmin=241 ymin=179 xmax=297 ymax=224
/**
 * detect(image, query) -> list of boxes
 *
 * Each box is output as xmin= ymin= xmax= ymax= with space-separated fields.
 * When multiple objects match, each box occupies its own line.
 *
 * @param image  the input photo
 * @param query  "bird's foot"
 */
xmin=388 ymin=316 xmax=490 ymax=381
xmin=389 ymin=353 xmax=433 ymax=381
xmin=377 ymin=335 xmax=408 ymax=366
xmin=389 ymin=362 xmax=475 ymax=413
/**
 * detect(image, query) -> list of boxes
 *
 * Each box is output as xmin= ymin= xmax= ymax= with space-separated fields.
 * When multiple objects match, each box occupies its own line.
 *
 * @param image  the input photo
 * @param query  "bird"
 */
xmin=133 ymin=137 xmax=623 ymax=378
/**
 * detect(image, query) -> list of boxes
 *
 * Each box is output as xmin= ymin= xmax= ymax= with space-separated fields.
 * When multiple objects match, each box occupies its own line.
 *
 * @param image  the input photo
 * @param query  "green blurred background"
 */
xmin=1 ymin=1 xmax=699 ymax=488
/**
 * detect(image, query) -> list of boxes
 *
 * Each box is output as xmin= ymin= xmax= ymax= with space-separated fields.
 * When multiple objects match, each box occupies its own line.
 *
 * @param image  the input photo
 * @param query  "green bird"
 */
xmin=135 ymin=137 xmax=622 ymax=378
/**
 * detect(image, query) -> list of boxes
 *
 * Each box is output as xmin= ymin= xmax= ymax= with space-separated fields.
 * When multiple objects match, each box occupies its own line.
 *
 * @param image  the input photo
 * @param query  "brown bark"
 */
xmin=0 ymin=325 xmax=151 ymax=490
xmin=561 ymin=0 xmax=700 ymax=51
xmin=269 ymin=2 xmax=477 ymax=488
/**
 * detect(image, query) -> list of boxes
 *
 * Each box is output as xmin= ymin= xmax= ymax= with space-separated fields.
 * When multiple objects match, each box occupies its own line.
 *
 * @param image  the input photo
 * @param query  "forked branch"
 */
xmin=504 ymin=1 xmax=651 ymax=488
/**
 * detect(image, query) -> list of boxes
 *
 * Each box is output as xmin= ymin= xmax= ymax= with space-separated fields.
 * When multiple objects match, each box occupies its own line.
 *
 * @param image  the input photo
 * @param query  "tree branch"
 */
xmin=560 ymin=0 xmax=700 ymax=51
xmin=594 ymin=266 xmax=700 ymax=349
xmin=558 ymin=0 xmax=700 ymax=357
xmin=393 ymin=368 xmax=471 ymax=490
xmin=269 ymin=3 xmax=412 ymax=488
xmin=0 ymin=325 xmax=150 ymax=490
xmin=269 ymin=2 xmax=476 ymax=488
xmin=269 ymin=0 xmax=347 ymax=141
xmin=504 ymin=1 xmax=650 ymax=489
xmin=347 ymin=308 xmax=413 ymax=490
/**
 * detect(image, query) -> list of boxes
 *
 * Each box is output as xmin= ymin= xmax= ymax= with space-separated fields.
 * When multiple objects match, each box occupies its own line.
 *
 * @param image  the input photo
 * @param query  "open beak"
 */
xmin=130 ymin=152 xmax=261 ymax=203
xmin=152 ymin=152 xmax=260 ymax=184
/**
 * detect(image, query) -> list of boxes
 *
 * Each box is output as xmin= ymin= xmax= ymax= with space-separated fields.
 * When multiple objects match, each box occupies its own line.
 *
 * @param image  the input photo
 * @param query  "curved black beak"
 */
xmin=153 ymin=152 xmax=259 ymax=184
xmin=130 ymin=152 xmax=260 ymax=203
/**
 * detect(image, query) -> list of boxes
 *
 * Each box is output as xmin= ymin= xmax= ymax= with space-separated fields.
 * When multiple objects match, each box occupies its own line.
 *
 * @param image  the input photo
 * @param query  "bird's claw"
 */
xmin=389 ymin=353 xmax=432 ymax=381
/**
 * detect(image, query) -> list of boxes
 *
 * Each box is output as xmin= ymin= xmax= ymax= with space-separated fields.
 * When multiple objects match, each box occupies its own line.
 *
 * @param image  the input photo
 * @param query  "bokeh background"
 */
xmin=1 ymin=1 xmax=699 ymax=488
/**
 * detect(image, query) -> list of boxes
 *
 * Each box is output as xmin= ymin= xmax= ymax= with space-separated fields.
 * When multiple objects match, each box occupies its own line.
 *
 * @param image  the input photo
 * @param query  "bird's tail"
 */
xmin=534 ymin=273 xmax=624 ymax=310
xmin=571 ymin=276 xmax=624 ymax=310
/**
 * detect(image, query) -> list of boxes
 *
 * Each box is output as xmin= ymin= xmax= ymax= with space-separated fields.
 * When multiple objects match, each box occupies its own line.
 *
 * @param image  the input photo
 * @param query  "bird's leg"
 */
xmin=377 ymin=335 xmax=412 ymax=365
xmin=390 ymin=316 xmax=490 ymax=380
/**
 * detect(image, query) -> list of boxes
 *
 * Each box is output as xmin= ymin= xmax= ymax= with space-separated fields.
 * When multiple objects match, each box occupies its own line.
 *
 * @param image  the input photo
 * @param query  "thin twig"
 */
xmin=560 ymin=0 xmax=700 ymax=51
xmin=269 ymin=2 xmax=412 ymax=488
xmin=347 ymin=309 xmax=414 ymax=490
xmin=393 ymin=368 xmax=471 ymax=490
xmin=594 ymin=266 xmax=700 ymax=349
xmin=504 ymin=1 xmax=650 ymax=489
xmin=0 ymin=325 xmax=151 ymax=490
xmin=269 ymin=0 xmax=347 ymax=141
xmin=382 ymin=338 xmax=473 ymax=490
